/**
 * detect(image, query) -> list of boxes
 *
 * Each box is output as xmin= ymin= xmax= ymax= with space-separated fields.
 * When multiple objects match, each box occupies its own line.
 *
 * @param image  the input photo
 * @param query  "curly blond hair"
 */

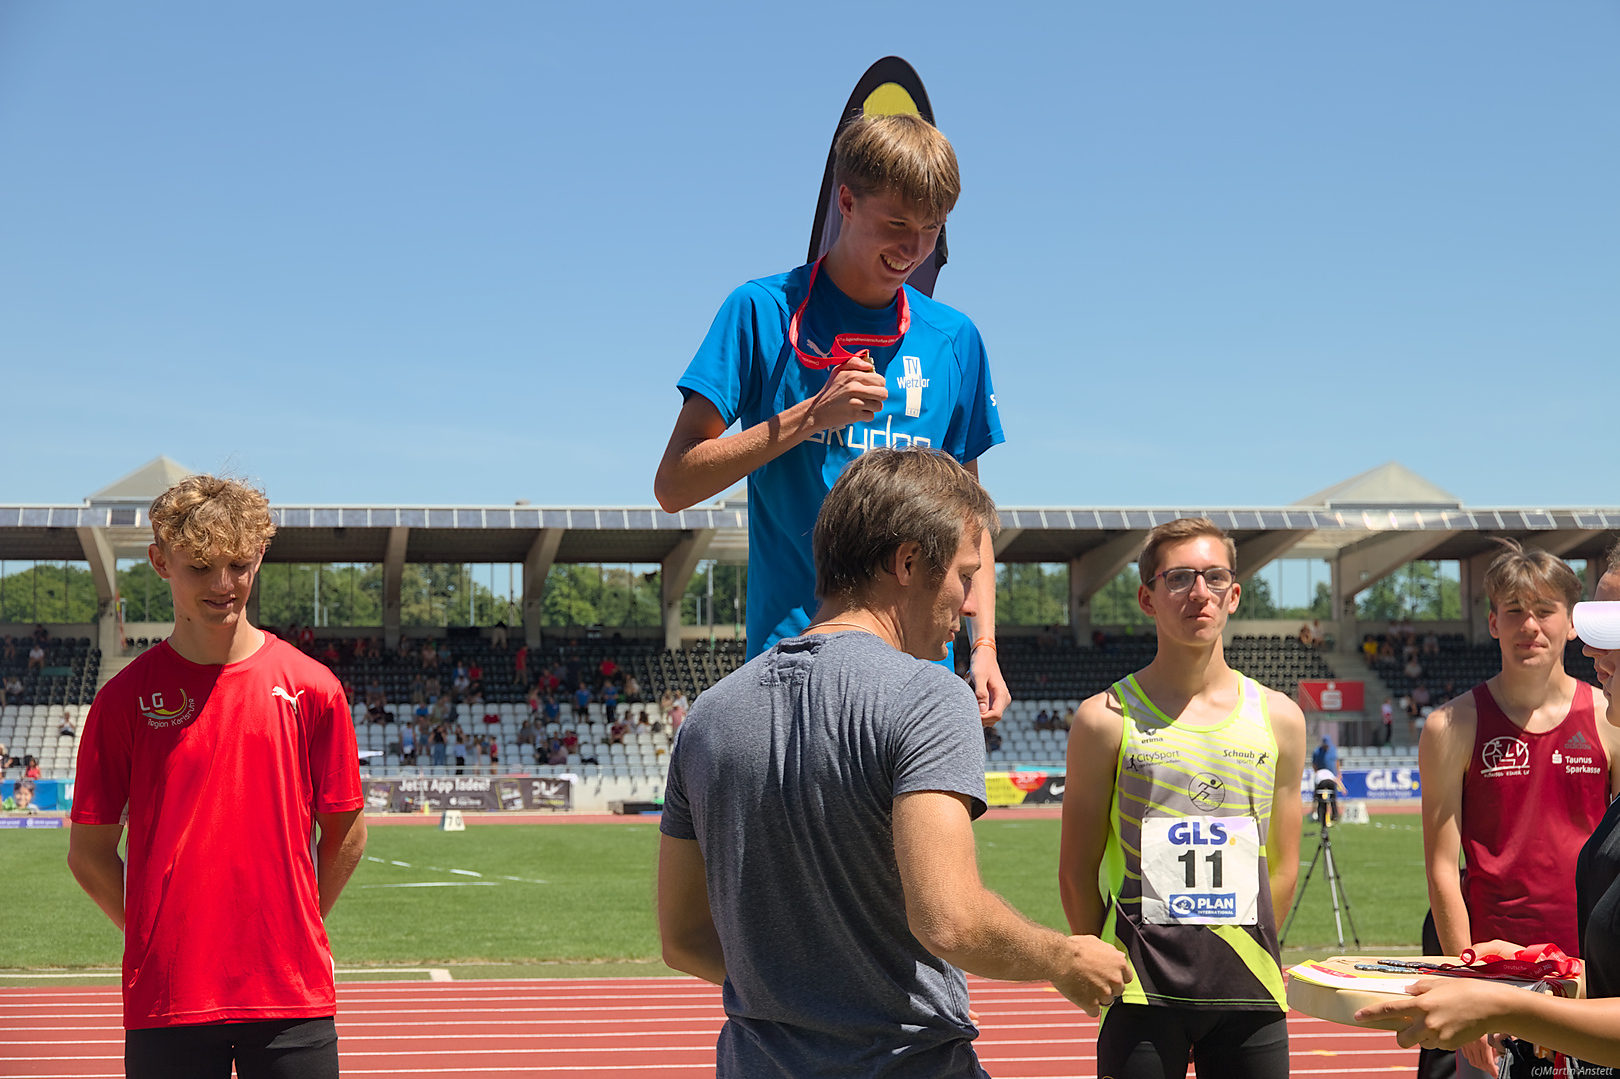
xmin=149 ymin=475 xmax=276 ymax=561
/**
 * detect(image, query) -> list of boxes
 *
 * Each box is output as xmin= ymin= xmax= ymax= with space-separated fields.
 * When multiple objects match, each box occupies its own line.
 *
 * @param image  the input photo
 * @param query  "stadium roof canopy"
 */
xmin=2 ymin=457 xmax=1615 ymax=649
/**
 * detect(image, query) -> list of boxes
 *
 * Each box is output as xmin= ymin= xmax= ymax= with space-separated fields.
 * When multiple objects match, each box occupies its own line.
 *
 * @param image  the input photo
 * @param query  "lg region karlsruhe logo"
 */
xmin=138 ymin=689 xmax=197 ymax=729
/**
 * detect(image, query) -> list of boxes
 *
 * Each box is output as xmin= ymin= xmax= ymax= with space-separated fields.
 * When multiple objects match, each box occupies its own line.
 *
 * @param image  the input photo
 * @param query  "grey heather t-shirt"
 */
xmin=661 ymin=630 xmax=991 ymax=1079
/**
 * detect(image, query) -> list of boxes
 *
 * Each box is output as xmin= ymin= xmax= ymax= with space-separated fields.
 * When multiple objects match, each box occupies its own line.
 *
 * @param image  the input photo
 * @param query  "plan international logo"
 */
xmin=138 ymin=689 xmax=196 ymax=729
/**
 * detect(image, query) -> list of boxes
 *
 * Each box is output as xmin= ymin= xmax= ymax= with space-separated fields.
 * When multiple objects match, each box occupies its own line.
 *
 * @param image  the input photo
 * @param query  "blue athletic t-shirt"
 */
xmin=678 ymin=263 xmax=1004 ymax=658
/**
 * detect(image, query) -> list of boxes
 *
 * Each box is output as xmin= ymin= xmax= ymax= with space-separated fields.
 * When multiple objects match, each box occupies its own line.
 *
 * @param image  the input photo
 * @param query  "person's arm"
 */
xmin=654 ymin=363 xmax=889 ymax=512
xmin=315 ymin=809 xmax=367 ymax=918
xmin=1595 ymin=685 xmax=1620 ymax=799
xmin=896 ymin=789 xmax=1129 ymax=1015
xmin=67 ymin=823 xmax=126 ymax=931
xmin=1420 ymin=698 xmax=1474 ymax=956
xmin=962 ymin=460 xmax=1008 ymax=726
xmin=1058 ymin=694 xmax=1124 ymax=937
xmin=656 ymin=835 xmax=726 ymax=985
xmin=1356 ymin=978 xmax=1620 ymax=1068
xmin=1265 ymin=692 xmax=1307 ymax=927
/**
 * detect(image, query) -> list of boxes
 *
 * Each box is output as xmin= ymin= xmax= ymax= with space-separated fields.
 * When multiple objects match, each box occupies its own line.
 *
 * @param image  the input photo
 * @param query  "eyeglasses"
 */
xmin=1152 ymin=567 xmax=1236 ymax=594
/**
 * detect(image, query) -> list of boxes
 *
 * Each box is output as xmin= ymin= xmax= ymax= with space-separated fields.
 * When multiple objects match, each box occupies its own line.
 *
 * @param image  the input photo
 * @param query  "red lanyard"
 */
xmin=787 ymin=257 xmax=909 ymax=370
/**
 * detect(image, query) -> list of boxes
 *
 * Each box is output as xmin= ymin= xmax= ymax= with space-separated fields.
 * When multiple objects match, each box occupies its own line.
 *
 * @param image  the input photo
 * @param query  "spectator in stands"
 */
xmin=1362 ymin=635 xmax=1378 ymax=662
xmin=547 ymin=737 xmax=568 ymax=766
xmin=1298 ymin=623 xmax=1315 ymax=648
xmin=1379 ymin=698 xmax=1395 ymax=746
xmin=430 ymin=725 xmax=447 ymax=767
xmin=365 ymin=677 xmax=386 ymax=708
xmin=399 ymin=723 xmax=416 ymax=763
xmin=669 ymin=691 xmax=688 ymax=733
xmin=659 ymin=689 xmax=674 ymax=715
xmin=409 ymin=676 xmax=426 ymax=706
xmin=1404 ymin=655 xmax=1423 ymax=681
xmin=59 ymin=710 xmax=76 ymax=737
xmin=561 ymin=727 xmax=580 ymax=755
xmin=1061 ymin=706 xmax=1076 ymax=731
xmin=3 ymin=675 xmax=22 ymax=699
xmin=1377 ymin=638 xmax=1396 ymax=666
xmin=599 ymin=656 xmax=619 ymax=683
xmin=984 ymin=725 xmax=1002 ymax=753
xmin=514 ymin=644 xmax=528 ymax=684
xmin=429 ymin=696 xmax=450 ymax=725
xmin=610 ymin=717 xmax=629 ymax=745
xmin=33 ymin=623 xmax=48 ymax=645
xmin=487 ymin=737 xmax=499 ymax=772
xmin=468 ymin=659 xmax=483 ymax=686
xmin=603 ymin=680 xmax=620 ymax=721
xmin=543 ymin=695 xmax=560 ymax=723
xmin=1311 ymin=619 xmax=1326 ymax=649
xmin=1 ymin=636 xmax=14 ymax=661
xmin=517 ymin=720 xmax=536 ymax=747
xmin=298 ymin=624 xmax=315 ymax=651
xmin=491 ymin=622 xmax=508 ymax=649
xmin=27 ymin=641 xmax=45 ymax=670
xmin=526 ymin=684 xmax=541 ymax=715
xmin=636 ymin=710 xmax=652 ymax=733
xmin=574 ymin=683 xmax=592 ymax=712
xmin=424 ymin=672 xmax=441 ymax=701
xmin=624 ymin=673 xmax=642 ymax=703
xmin=319 ymin=640 xmax=340 ymax=665
xmin=466 ymin=688 xmax=485 ymax=715
xmin=1413 ymin=683 xmax=1432 ymax=715
xmin=450 ymin=728 xmax=466 ymax=774
xmin=1033 ymin=709 xmax=1051 ymax=731
xmin=23 ymin=755 xmax=42 ymax=780
xmin=1423 ymin=630 xmax=1440 ymax=655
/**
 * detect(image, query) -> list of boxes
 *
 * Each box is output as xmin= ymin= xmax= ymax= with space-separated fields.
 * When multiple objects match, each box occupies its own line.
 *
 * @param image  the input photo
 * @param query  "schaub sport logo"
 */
xmin=137 ymin=689 xmax=196 ymax=729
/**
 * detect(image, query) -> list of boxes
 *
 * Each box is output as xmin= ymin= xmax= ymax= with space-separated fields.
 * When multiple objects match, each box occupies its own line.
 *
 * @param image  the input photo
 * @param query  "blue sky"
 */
xmin=2 ymin=2 xmax=1615 ymax=509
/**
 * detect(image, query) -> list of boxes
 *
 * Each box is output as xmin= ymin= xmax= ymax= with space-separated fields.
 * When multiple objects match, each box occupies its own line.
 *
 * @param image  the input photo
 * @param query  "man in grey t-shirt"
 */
xmin=658 ymin=448 xmax=1129 ymax=1078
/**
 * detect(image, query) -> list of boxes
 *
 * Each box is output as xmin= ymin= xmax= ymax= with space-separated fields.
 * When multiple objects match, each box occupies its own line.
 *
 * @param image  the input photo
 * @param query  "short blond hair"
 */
xmin=834 ymin=113 xmax=960 ymax=221
xmin=1138 ymin=517 xmax=1238 ymax=587
xmin=150 ymin=475 xmax=276 ymax=561
xmin=1484 ymin=538 xmax=1581 ymax=612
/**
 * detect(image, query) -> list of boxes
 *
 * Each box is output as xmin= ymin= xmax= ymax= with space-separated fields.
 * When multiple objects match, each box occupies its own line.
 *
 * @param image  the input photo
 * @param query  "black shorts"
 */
xmin=126 ymin=1017 xmax=339 ymax=1079
xmin=1097 ymin=1003 xmax=1288 ymax=1079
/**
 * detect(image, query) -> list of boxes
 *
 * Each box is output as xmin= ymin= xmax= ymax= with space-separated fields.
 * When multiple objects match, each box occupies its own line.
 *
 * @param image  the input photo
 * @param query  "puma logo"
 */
xmin=271 ymin=686 xmax=305 ymax=713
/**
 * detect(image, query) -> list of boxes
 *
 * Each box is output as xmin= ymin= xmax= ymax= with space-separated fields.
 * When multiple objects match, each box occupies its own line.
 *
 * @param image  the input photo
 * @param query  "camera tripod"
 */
xmin=1281 ymin=790 xmax=1361 ymax=950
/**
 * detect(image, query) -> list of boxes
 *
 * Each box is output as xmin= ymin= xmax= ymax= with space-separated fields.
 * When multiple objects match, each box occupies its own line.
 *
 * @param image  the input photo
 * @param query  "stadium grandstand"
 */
xmin=2 ymin=456 xmax=1615 ymax=806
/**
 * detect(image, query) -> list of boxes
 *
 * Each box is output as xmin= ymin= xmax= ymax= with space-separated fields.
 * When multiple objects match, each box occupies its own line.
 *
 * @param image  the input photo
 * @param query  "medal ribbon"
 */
xmin=788 ymin=257 xmax=909 ymax=370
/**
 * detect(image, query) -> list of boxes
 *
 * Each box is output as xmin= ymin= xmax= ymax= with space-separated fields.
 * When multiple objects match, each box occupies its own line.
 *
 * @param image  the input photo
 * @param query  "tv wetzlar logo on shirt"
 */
xmin=271 ymin=686 xmax=305 ymax=714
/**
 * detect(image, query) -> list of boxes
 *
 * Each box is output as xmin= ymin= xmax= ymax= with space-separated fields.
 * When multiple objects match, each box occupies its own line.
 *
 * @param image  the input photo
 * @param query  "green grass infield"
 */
xmin=0 ymin=815 xmax=1428 ymax=986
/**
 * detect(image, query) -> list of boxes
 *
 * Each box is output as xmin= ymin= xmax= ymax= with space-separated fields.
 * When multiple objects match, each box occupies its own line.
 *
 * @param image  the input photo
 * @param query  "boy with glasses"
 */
xmin=1058 ymin=517 xmax=1306 ymax=1079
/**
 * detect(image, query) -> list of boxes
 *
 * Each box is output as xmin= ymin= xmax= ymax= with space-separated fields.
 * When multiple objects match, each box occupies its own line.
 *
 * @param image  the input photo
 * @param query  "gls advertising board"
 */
xmin=990 ymin=766 xmax=1422 ymax=808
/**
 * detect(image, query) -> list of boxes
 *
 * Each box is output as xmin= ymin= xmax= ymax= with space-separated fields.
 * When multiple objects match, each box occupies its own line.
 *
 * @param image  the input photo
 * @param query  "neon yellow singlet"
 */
xmin=1099 ymin=673 xmax=1287 ymax=1011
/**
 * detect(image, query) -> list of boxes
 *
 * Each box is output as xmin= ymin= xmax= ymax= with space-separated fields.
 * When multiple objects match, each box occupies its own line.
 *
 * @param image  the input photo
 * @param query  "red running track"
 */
xmin=0 ymin=976 xmax=1417 ymax=1077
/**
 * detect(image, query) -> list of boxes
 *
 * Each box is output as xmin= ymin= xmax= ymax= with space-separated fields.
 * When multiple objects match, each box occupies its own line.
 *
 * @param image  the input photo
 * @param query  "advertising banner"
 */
xmin=985 ymin=771 xmax=1065 ymax=807
xmin=363 ymin=775 xmax=573 ymax=814
xmin=1298 ymin=681 xmax=1365 ymax=712
xmin=1340 ymin=766 xmax=1421 ymax=800
xmin=2 ymin=779 xmax=68 ymax=811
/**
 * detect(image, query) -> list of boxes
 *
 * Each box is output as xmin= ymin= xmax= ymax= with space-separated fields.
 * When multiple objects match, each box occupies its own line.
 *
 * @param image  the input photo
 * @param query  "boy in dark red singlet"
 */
xmin=68 ymin=476 xmax=366 ymax=1079
xmin=1418 ymin=540 xmax=1620 ymax=1077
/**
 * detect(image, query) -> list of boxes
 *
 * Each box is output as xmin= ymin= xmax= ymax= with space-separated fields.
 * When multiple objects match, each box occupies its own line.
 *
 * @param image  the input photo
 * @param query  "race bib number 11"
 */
xmin=1139 ymin=815 xmax=1261 ymax=925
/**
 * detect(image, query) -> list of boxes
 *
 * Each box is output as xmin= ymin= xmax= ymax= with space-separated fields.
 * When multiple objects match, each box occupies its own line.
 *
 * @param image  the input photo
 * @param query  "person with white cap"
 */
xmin=1355 ymin=540 xmax=1620 ymax=1071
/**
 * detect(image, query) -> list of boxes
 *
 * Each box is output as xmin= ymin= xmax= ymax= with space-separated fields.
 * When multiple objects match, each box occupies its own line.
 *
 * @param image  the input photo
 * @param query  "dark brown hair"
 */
xmin=813 ymin=448 xmax=997 ymax=602
xmin=1138 ymin=517 xmax=1238 ymax=587
xmin=833 ymin=113 xmax=961 ymax=221
xmin=1483 ymin=537 xmax=1581 ymax=612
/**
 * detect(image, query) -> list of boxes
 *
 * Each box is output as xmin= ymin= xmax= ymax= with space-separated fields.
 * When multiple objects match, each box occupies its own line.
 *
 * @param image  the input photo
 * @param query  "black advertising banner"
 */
xmin=809 ymin=56 xmax=947 ymax=297
xmin=363 ymin=775 xmax=573 ymax=814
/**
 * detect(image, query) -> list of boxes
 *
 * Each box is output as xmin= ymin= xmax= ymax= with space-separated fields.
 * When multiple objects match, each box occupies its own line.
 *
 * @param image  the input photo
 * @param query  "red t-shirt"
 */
xmin=1461 ymin=680 xmax=1610 ymax=955
xmin=72 ymin=633 xmax=363 ymax=1029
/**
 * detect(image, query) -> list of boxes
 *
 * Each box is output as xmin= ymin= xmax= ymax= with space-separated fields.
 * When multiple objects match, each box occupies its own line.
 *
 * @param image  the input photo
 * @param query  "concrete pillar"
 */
xmin=661 ymin=530 xmax=716 ymax=652
xmin=382 ymin=527 xmax=408 ymax=649
xmin=1459 ymin=551 xmax=1492 ymax=644
xmin=76 ymin=526 xmax=120 ymax=658
xmin=522 ymin=529 xmax=565 ymax=648
xmin=1068 ymin=531 xmax=1148 ymax=646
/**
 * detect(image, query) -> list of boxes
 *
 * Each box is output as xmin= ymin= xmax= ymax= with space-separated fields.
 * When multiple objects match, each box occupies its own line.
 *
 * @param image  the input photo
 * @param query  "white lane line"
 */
xmin=358 ymin=881 xmax=501 ymax=888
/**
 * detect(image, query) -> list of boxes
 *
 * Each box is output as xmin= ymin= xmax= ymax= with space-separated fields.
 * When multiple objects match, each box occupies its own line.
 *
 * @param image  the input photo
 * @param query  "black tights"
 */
xmin=1097 ymin=1004 xmax=1289 ymax=1079
xmin=126 ymin=1017 xmax=339 ymax=1079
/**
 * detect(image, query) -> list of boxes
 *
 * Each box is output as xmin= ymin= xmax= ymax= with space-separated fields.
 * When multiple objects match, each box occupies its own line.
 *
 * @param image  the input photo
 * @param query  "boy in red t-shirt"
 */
xmin=68 ymin=475 xmax=366 ymax=1078
xmin=1419 ymin=540 xmax=1620 ymax=1077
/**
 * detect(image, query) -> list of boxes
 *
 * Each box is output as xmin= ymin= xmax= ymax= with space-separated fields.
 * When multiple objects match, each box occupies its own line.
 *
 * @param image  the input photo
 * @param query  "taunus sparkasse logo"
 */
xmin=138 ymin=689 xmax=197 ymax=729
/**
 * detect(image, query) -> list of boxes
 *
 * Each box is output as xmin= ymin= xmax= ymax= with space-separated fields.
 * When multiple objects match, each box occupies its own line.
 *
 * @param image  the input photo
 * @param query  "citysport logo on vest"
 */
xmin=137 ymin=689 xmax=196 ymax=729
xmin=1480 ymin=736 xmax=1531 ymax=777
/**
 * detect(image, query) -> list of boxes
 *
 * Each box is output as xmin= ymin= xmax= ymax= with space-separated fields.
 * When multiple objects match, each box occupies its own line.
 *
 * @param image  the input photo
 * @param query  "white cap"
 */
xmin=1572 ymin=601 xmax=1620 ymax=649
